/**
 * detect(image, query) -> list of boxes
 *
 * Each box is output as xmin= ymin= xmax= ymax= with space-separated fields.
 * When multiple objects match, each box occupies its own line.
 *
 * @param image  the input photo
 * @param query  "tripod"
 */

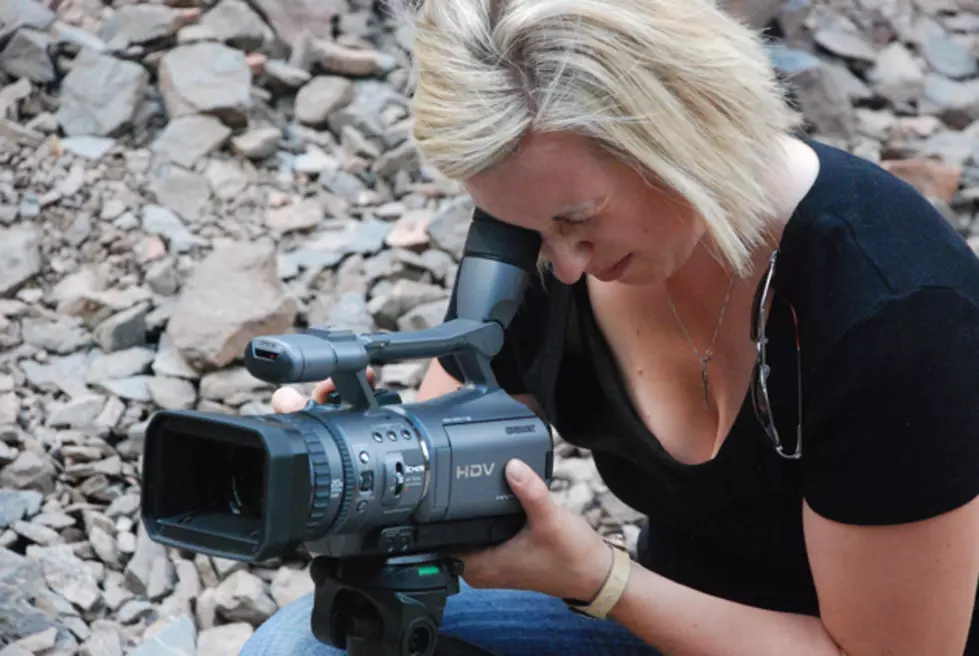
xmin=309 ymin=553 xmax=498 ymax=656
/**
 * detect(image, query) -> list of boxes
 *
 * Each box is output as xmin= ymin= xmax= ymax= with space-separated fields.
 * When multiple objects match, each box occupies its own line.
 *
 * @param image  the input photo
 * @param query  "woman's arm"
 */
xmin=607 ymin=496 xmax=979 ymax=656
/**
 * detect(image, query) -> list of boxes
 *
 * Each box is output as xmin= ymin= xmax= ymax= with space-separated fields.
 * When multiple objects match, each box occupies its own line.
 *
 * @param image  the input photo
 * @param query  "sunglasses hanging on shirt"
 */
xmin=749 ymin=249 xmax=803 ymax=460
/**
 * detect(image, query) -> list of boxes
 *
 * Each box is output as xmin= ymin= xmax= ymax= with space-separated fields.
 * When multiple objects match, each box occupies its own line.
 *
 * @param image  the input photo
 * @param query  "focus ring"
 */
xmin=325 ymin=418 xmax=355 ymax=528
xmin=302 ymin=429 xmax=332 ymax=538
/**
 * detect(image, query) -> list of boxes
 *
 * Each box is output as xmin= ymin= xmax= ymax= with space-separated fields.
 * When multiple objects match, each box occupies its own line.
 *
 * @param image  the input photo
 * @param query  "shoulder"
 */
xmin=774 ymin=139 xmax=979 ymax=525
xmin=776 ymin=137 xmax=979 ymax=374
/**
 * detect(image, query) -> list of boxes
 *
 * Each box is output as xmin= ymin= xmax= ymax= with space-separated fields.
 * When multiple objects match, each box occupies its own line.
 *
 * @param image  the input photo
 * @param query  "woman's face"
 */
xmin=462 ymin=131 xmax=706 ymax=287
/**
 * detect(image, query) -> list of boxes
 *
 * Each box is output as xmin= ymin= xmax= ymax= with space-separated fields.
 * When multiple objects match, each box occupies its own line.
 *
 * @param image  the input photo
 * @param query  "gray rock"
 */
xmin=397 ymin=298 xmax=450 ymax=332
xmin=98 ymin=4 xmax=181 ymax=49
xmin=266 ymin=198 xmax=324 ymax=235
xmin=60 ymin=136 xmax=116 ymax=160
xmin=812 ymin=14 xmax=878 ymax=62
xmin=195 ymin=622 xmax=253 ymax=656
xmin=867 ymin=42 xmax=925 ymax=105
xmin=920 ymin=20 xmax=978 ymax=80
xmin=0 ymin=0 xmax=55 ymax=45
xmin=21 ymin=315 xmax=92 ymax=353
xmin=198 ymin=367 xmax=271 ymax=402
xmin=142 ymin=204 xmax=207 ymax=253
xmin=0 ymin=224 xmax=41 ymax=297
xmin=249 ymin=0 xmax=342 ymax=49
xmin=55 ymin=49 xmax=149 ymax=137
xmin=768 ymin=44 xmax=855 ymax=140
xmin=920 ymin=74 xmax=979 ymax=129
xmin=86 ymin=347 xmax=156 ymax=384
xmin=0 ymin=28 xmax=54 ymax=83
xmin=130 ymin=614 xmax=196 ymax=656
xmin=147 ymin=164 xmax=212 ymax=222
xmin=199 ymin=0 xmax=274 ymax=52
xmin=427 ymin=196 xmax=474 ymax=260
xmin=295 ymin=75 xmax=355 ymax=127
xmin=0 ymin=489 xmax=42 ymax=528
xmin=214 ymin=569 xmax=277 ymax=625
xmin=166 ymin=240 xmax=298 ymax=370
xmin=45 ymin=395 xmax=106 ymax=429
xmin=27 ymin=544 xmax=102 ymax=612
xmin=230 ymin=127 xmax=281 ymax=159
xmin=94 ymin=302 xmax=149 ymax=352
xmin=150 ymin=115 xmax=232 ymax=169
xmin=147 ymin=376 xmax=197 ymax=410
xmin=157 ymin=42 xmax=253 ymax=127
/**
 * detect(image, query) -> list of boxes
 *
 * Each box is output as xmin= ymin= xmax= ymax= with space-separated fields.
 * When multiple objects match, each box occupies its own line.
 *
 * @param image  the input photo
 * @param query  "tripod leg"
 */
xmin=434 ymin=634 xmax=500 ymax=656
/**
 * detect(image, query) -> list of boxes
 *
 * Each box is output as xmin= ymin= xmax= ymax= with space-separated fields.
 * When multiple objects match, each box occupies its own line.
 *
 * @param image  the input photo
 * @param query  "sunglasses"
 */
xmin=750 ymin=250 xmax=803 ymax=460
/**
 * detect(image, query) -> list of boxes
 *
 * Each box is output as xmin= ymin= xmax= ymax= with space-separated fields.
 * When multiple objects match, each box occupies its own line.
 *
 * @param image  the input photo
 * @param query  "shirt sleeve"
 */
xmin=802 ymin=286 xmax=979 ymax=525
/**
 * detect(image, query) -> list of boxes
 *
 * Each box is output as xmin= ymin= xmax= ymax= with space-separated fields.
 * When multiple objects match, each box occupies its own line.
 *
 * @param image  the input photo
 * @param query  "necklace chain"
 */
xmin=666 ymin=273 xmax=738 ymax=410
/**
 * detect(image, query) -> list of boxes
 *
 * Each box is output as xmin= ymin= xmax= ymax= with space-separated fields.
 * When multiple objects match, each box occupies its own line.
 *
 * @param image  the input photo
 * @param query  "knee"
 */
xmin=239 ymin=592 xmax=343 ymax=656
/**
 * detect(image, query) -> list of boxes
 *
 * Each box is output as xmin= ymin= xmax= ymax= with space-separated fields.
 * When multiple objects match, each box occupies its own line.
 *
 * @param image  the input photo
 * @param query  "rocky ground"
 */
xmin=0 ymin=0 xmax=976 ymax=653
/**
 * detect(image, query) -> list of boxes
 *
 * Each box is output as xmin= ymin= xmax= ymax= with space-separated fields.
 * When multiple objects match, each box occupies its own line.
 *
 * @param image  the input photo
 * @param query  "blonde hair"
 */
xmin=389 ymin=0 xmax=802 ymax=277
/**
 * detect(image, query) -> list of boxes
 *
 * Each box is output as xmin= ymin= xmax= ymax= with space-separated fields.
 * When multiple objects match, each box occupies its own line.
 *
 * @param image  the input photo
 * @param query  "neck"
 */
xmin=662 ymin=134 xmax=818 ymax=333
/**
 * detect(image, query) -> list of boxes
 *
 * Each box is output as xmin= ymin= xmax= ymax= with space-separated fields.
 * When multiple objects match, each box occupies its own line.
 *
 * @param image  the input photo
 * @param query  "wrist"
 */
xmin=564 ymin=534 xmax=632 ymax=620
xmin=577 ymin=539 xmax=616 ymax=602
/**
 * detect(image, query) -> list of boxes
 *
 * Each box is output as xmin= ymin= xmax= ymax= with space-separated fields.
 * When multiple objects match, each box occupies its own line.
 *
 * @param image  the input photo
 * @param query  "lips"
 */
xmin=593 ymin=253 xmax=632 ymax=282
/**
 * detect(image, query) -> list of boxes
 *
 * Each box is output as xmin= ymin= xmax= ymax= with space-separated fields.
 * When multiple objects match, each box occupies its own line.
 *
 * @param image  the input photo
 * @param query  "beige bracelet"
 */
xmin=565 ymin=537 xmax=632 ymax=620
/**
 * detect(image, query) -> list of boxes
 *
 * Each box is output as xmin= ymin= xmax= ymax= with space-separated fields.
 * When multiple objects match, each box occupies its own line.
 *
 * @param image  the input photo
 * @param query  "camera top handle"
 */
xmin=243 ymin=209 xmax=543 ymax=412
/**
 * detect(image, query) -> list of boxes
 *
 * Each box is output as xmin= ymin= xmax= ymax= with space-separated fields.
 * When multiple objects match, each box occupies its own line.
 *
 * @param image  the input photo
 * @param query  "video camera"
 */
xmin=138 ymin=209 xmax=553 ymax=656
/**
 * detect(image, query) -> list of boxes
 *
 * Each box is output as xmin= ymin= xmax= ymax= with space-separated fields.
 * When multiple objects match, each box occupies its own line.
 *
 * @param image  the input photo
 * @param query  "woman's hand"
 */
xmin=453 ymin=458 xmax=615 ymax=603
xmin=270 ymin=368 xmax=377 ymax=413
xmin=269 ymin=371 xmax=611 ymax=602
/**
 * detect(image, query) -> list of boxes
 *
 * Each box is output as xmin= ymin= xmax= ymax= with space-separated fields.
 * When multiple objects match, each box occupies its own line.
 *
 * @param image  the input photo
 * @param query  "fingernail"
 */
xmin=506 ymin=459 xmax=528 ymax=483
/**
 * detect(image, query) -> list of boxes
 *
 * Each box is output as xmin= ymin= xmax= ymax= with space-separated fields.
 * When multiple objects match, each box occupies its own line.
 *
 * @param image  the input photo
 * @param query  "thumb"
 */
xmin=505 ymin=459 xmax=554 ymax=526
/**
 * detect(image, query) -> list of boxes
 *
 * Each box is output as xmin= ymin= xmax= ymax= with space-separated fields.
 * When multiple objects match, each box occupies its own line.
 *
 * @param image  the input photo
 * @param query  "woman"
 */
xmin=240 ymin=0 xmax=979 ymax=653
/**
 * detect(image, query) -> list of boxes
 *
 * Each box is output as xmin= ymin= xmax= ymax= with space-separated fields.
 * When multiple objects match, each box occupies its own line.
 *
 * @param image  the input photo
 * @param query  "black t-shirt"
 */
xmin=439 ymin=138 xmax=979 ymax=651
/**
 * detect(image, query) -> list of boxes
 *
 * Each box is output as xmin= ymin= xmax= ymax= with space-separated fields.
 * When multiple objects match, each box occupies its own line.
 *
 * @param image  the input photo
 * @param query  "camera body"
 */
xmin=139 ymin=209 xmax=552 ymax=568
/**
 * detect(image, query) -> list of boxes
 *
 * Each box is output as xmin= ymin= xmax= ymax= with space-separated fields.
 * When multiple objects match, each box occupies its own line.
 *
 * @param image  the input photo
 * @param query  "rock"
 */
xmin=0 ymin=490 xmax=43 ymax=528
xmin=919 ymin=19 xmax=978 ymax=80
xmin=265 ymin=197 xmax=324 ymax=235
xmin=295 ymin=76 xmax=356 ymax=127
xmin=866 ymin=42 xmax=925 ymax=105
xmin=158 ymin=42 xmax=253 ymax=127
xmin=199 ymin=0 xmax=274 ymax=52
xmin=0 ymin=28 xmax=55 ymax=83
xmin=920 ymin=74 xmax=979 ymax=129
xmin=98 ymin=5 xmax=183 ymax=49
xmin=231 ymin=127 xmax=281 ymax=159
xmin=0 ymin=224 xmax=41 ymax=297
xmin=150 ymin=115 xmax=232 ymax=168
xmin=55 ymin=49 xmax=149 ymax=137
xmin=0 ymin=451 xmax=56 ymax=493
xmin=249 ymin=0 xmax=343 ymax=49
xmin=881 ymin=158 xmax=963 ymax=202
xmin=0 ymin=0 xmax=55 ymax=45
xmin=768 ymin=44 xmax=855 ymax=141
xmin=165 ymin=240 xmax=298 ymax=370
xmin=147 ymin=163 xmax=212 ymax=222
xmin=213 ymin=570 xmax=277 ymax=624
xmin=130 ymin=614 xmax=196 ymax=655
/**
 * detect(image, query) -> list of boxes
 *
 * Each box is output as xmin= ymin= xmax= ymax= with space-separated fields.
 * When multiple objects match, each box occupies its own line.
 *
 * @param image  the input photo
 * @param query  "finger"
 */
xmin=311 ymin=380 xmax=336 ymax=404
xmin=504 ymin=459 xmax=554 ymax=527
xmin=271 ymin=387 xmax=307 ymax=413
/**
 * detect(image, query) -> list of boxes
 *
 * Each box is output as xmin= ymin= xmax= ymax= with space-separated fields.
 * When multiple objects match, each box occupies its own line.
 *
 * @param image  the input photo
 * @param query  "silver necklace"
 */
xmin=666 ymin=273 xmax=737 ymax=410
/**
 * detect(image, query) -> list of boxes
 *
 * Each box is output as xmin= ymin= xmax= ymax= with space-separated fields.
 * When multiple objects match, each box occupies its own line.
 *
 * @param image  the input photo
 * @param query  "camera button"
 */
xmin=359 ymin=470 xmax=374 ymax=492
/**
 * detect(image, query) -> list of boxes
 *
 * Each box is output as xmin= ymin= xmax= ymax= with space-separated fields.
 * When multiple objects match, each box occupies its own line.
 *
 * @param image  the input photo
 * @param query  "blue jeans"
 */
xmin=239 ymin=580 xmax=662 ymax=656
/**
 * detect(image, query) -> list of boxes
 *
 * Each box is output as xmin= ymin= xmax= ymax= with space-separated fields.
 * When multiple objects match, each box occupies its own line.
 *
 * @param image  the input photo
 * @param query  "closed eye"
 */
xmin=552 ymin=214 xmax=592 ymax=225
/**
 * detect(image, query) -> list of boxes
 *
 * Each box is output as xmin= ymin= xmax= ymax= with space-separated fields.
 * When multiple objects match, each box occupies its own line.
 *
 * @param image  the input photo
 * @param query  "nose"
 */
xmin=543 ymin=237 xmax=594 ymax=285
